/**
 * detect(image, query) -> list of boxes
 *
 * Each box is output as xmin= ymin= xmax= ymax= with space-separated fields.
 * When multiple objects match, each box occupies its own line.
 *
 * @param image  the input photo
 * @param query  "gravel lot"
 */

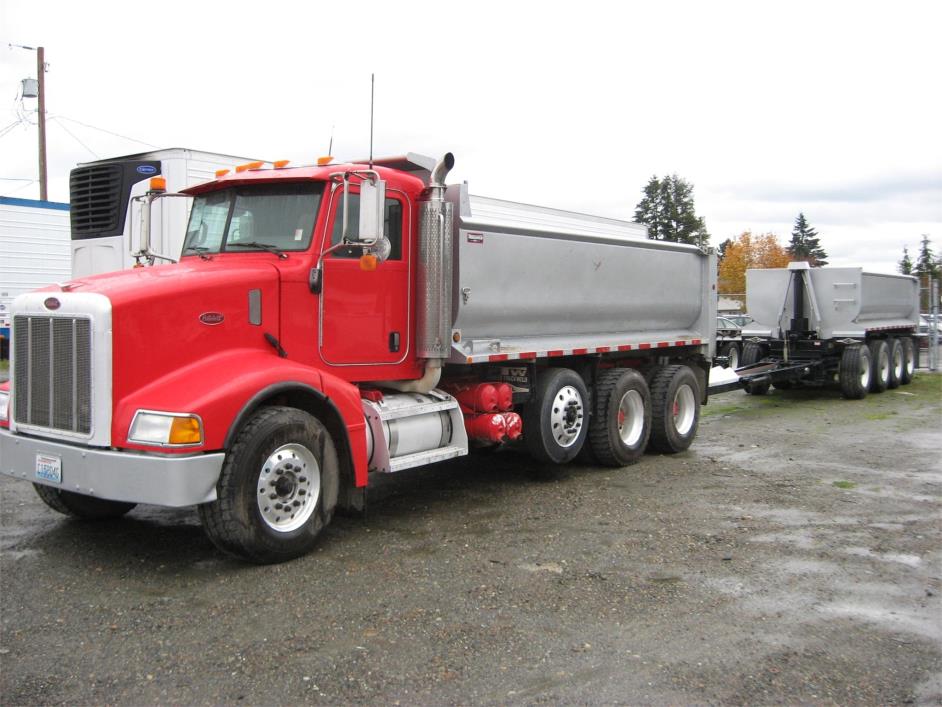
xmin=1 ymin=372 xmax=940 ymax=705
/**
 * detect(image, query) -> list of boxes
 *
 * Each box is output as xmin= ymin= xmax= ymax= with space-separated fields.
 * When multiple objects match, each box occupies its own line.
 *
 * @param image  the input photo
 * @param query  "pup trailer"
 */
xmin=0 ymin=153 xmax=716 ymax=563
xmin=732 ymin=262 xmax=919 ymax=397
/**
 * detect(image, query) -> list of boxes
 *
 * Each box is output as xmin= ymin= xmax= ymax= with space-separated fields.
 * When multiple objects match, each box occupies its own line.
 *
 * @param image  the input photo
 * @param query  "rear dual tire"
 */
xmin=649 ymin=365 xmax=701 ymax=454
xmin=900 ymin=337 xmax=916 ymax=385
xmin=588 ymin=369 xmax=651 ymax=466
xmin=868 ymin=340 xmax=890 ymax=393
xmin=523 ymin=368 xmax=589 ymax=464
xmin=839 ymin=344 xmax=871 ymax=399
xmin=526 ymin=364 xmax=699 ymax=465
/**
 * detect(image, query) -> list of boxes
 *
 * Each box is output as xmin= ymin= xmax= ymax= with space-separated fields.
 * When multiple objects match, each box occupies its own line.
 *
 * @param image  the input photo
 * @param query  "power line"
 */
xmin=53 ymin=114 xmax=157 ymax=148
xmin=49 ymin=116 xmax=98 ymax=158
xmin=7 ymin=179 xmax=38 ymax=195
xmin=0 ymin=119 xmax=25 ymax=139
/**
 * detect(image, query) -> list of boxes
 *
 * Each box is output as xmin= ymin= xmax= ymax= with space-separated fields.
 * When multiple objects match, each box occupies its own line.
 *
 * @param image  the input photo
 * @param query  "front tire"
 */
xmin=199 ymin=406 xmax=339 ymax=564
xmin=523 ymin=368 xmax=589 ymax=464
xmin=649 ymin=365 xmax=701 ymax=454
xmin=33 ymin=484 xmax=136 ymax=520
xmin=839 ymin=344 xmax=871 ymax=399
xmin=740 ymin=342 xmax=770 ymax=395
xmin=588 ymin=369 xmax=652 ymax=467
xmin=720 ymin=342 xmax=740 ymax=369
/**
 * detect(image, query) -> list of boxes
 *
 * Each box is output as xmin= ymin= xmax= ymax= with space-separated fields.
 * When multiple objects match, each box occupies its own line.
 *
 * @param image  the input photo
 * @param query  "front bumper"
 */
xmin=0 ymin=428 xmax=225 ymax=507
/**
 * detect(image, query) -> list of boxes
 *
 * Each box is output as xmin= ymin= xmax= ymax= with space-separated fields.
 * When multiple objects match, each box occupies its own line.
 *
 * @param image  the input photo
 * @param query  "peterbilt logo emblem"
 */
xmin=199 ymin=312 xmax=225 ymax=325
xmin=44 ymin=297 xmax=61 ymax=311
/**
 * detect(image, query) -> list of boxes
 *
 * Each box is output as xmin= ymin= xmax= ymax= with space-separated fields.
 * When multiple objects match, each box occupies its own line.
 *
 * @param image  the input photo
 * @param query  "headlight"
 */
xmin=128 ymin=411 xmax=203 ymax=446
xmin=0 ymin=390 xmax=9 ymax=424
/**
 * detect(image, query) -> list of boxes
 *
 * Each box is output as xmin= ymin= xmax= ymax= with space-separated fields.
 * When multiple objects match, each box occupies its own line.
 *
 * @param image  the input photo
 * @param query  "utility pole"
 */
xmin=37 ymin=46 xmax=48 ymax=201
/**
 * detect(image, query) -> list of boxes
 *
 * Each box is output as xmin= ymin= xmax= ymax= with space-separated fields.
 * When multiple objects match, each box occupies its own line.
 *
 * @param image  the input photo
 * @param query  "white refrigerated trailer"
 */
xmin=69 ymin=148 xmax=262 ymax=277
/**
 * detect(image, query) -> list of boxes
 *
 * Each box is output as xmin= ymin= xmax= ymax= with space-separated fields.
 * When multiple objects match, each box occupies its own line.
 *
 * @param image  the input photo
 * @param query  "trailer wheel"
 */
xmin=523 ymin=367 xmax=589 ymax=464
xmin=900 ymin=337 xmax=916 ymax=385
xmin=32 ymin=484 xmax=136 ymax=520
xmin=886 ymin=338 xmax=903 ymax=389
xmin=588 ymin=369 xmax=651 ymax=467
xmin=198 ymin=406 xmax=339 ymax=564
xmin=740 ymin=342 xmax=770 ymax=395
xmin=649 ymin=365 xmax=700 ymax=454
xmin=867 ymin=340 xmax=890 ymax=393
xmin=720 ymin=343 xmax=740 ymax=369
xmin=839 ymin=344 xmax=871 ymax=399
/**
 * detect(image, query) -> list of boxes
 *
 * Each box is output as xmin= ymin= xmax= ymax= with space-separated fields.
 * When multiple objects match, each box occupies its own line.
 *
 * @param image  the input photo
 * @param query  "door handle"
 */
xmin=389 ymin=331 xmax=400 ymax=353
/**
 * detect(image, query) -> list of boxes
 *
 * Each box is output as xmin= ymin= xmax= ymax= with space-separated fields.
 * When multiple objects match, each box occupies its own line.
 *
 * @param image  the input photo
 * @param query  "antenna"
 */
xmin=369 ymin=73 xmax=374 ymax=168
xmin=328 ymin=125 xmax=334 ymax=155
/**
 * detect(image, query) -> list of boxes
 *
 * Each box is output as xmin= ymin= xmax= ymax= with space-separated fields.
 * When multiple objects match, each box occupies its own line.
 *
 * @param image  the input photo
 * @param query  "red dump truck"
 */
xmin=0 ymin=153 xmax=717 ymax=563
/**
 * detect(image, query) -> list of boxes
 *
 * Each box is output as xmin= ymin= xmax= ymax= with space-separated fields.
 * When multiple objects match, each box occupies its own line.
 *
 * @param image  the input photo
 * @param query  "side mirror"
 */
xmin=358 ymin=179 xmax=386 ymax=243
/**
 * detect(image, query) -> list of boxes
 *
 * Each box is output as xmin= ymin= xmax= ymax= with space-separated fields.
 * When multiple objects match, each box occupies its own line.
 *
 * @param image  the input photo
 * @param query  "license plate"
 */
xmin=35 ymin=453 xmax=62 ymax=484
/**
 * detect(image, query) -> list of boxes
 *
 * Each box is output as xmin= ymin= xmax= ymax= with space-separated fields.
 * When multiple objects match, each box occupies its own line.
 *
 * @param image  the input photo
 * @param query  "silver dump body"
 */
xmin=744 ymin=263 xmax=919 ymax=340
xmin=443 ymin=183 xmax=716 ymax=364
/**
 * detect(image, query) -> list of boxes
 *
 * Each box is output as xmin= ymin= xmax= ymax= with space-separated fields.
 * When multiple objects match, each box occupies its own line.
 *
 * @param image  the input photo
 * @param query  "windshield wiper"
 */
xmin=227 ymin=241 xmax=288 ymax=259
xmin=182 ymin=245 xmax=213 ymax=260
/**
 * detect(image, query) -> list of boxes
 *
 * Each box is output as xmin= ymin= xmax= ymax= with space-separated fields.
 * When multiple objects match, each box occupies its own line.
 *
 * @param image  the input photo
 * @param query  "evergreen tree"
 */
xmin=787 ymin=213 xmax=828 ymax=266
xmin=634 ymin=174 xmax=709 ymax=246
xmin=915 ymin=234 xmax=940 ymax=278
xmin=898 ymin=247 xmax=913 ymax=275
xmin=718 ymin=238 xmax=733 ymax=262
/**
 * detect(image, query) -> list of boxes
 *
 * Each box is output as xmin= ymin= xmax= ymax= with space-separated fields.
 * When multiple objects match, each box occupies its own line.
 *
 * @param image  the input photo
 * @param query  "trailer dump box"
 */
xmin=745 ymin=263 xmax=919 ymax=340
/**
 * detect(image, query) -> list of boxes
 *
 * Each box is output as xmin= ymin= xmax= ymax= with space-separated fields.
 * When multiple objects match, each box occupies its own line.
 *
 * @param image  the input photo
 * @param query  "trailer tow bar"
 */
xmin=708 ymin=360 xmax=819 ymax=395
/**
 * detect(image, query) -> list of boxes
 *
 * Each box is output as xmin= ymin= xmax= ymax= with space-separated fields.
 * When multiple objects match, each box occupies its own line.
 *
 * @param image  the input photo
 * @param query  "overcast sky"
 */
xmin=1 ymin=0 xmax=940 ymax=275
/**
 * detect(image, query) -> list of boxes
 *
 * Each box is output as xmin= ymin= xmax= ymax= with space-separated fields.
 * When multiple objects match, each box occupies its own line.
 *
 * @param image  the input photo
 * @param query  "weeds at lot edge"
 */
xmin=703 ymin=371 xmax=941 ymax=419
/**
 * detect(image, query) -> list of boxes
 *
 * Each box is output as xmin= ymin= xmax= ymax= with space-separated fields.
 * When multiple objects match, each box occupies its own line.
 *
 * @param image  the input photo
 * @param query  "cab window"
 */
xmin=330 ymin=194 xmax=403 ymax=259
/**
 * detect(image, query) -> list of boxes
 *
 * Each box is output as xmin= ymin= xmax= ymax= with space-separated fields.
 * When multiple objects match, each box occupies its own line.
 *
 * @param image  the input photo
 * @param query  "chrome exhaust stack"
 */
xmin=429 ymin=152 xmax=455 ymax=197
xmin=416 ymin=153 xmax=455 ymax=363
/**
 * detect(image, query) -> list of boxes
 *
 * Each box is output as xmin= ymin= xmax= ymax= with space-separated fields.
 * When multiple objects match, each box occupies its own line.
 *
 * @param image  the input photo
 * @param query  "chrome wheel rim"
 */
xmin=905 ymin=345 xmax=915 ymax=376
xmin=617 ymin=389 xmax=645 ymax=447
xmin=256 ymin=443 xmax=320 ymax=533
xmin=728 ymin=347 xmax=739 ymax=369
xmin=672 ymin=384 xmax=696 ymax=436
xmin=551 ymin=385 xmax=584 ymax=448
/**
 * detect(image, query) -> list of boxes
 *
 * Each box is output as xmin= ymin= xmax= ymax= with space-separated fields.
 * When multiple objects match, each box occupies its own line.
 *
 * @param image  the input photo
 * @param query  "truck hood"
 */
xmin=57 ymin=260 xmax=281 ymax=404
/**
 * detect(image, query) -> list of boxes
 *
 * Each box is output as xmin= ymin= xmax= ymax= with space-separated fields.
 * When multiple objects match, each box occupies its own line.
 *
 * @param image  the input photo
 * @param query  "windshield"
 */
xmin=182 ymin=183 xmax=324 ymax=256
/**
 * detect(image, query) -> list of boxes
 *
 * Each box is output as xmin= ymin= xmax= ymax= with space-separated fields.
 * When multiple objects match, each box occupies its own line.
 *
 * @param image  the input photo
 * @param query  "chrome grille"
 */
xmin=13 ymin=315 xmax=92 ymax=434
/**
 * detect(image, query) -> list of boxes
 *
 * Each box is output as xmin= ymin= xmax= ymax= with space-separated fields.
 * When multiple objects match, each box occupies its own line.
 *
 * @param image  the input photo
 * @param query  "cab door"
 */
xmin=319 ymin=187 xmax=411 ymax=366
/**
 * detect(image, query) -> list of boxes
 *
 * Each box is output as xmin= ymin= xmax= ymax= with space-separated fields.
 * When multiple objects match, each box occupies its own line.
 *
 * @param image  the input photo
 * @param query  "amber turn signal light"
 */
xmin=169 ymin=416 xmax=203 ymax=445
